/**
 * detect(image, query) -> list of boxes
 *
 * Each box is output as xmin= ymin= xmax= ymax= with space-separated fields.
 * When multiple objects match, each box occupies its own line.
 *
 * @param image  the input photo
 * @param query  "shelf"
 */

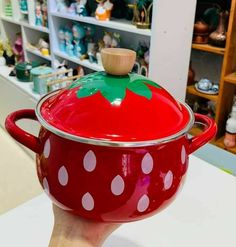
xmin=187 ymin=85 xmax=218 ymax=102
xmin=0 ymin=66 xmax=40 ymax=101
xmin=20 ymin=10 xmax=29 ymax=15
xmin=51 ymin=12 xmax=151 ymax=37
xmin=192 ymin=43 xmax=225 ymax=55
xmin=23 ymin=22 xmax=49 ymax=33
xmin=214 ymin=137 xmax=236 ymax=155
xmin=1 ymin=16 xmax=21 ymax=25
xmin=26 ymin=48 xmax=52 ymax=61
xmin=54 ymin=50 xmax=104 ymax=71
xmin=224 ymin=73 xmax=236 ymax=85
xmin=0 ymin=16 xmax=49 ymax=33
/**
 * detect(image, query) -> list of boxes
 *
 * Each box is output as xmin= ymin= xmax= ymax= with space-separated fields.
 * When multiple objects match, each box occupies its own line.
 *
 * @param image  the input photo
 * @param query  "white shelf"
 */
xmin=0 ymin=66 xmax=40 ymax=101
xmin=26 ymin=48 xmax=52 ymax=61
xmin=1 ymin=16 xmax=21 ymax=25
xmin=54 ymin=50 xmax=104 ymax=71
xmin=20 ymin=10 xmax=29 ymax=15
xmin=1 ymin=16 xmax=49 ymax=33
xmin=51 ymin=12 xmax=152 ymax=37
xmin=23 ymin=22 xmax=49 ymax=33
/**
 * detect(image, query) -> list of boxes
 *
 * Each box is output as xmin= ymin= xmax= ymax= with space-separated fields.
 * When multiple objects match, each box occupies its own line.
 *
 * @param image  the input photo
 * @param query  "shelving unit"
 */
xmin=0 ymin=0 xmax=203 ymax=150
xmin=187 ymin=85 xmax=218 ymax=102
xmin=192 ymin=43 xmax=225 ymax=55
xmin=51 ymin=11 xmax=151 ymax=37
xmin=0 ymin=0 xmax=52 ymax=66
xmin=187 ymin=0 xmax=236 ymax=155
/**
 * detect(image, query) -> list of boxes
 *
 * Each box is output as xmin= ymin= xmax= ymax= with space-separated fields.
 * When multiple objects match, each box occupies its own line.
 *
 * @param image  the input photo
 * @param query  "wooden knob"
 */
xmin=101 ymin=48 xmax=136 ymax=76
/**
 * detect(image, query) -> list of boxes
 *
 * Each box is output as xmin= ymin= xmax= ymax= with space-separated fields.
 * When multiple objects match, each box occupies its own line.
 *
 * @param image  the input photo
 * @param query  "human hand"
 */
xmin=49 ymin=204 xmax=121 ymax=247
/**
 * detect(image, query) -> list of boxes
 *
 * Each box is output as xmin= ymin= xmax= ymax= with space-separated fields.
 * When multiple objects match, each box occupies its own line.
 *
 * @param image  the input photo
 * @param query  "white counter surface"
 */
xmin=0 ymin=155 xmax=236 ymax=247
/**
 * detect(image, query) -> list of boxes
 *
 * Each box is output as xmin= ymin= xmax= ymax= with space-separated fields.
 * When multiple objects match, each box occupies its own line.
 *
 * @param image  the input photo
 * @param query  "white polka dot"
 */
xmin=164 ymin=171 xmax=173 ymax=190
xmin=111 ymin=175 xmax=125 ymax=196
xmin=43 ymin=139 xmax=50 ymax=158
xmin=82 ymin=193 xmax=94 ymax=211
xmin=181 ymin=145 xmax=186 ymax=165
xmin=43 ymin=178 xmax=50 ymax=195
xmin=141 ymin=153 xmax=154 ymax=174
xmin=83 ymin=150 xmax=97 ymax=172
xmin=58 ymin=166 xmax=69 ymax=186
xmin=137 ymin=195 xmax=150 ymax=212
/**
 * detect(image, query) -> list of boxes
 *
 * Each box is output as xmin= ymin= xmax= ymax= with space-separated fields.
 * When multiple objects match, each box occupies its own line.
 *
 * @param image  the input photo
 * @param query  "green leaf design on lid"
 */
xmin=69 ymin=72 xmax=161 ymax=104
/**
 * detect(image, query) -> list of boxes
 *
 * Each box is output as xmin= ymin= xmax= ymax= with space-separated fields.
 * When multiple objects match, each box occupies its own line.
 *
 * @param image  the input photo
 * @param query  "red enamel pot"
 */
xmin=5 ymin=49 xmax=217 ymax=223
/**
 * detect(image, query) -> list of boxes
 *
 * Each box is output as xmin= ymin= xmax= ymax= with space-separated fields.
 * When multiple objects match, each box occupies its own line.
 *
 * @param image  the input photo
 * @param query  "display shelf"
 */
xmin=23 ymin=22 xmax=49 ymax=33
xmin=0 ymin=16 xmax=49 ymax=33
xmin=20 ymin=10 xmax=29 ymax=15
xmin=54 ymin=50 xmax=104 ymax=72
xmin=192 ymin=43 xmax=225 ymax=55
xmin=186 ymin=85 xmax=218 ymax=102
xmin=0 ymin=66 xmax=40 ymax=101
xmin=51 ymin=12 xmax=152 ymax=37
xmin=26 ymin=48 xmax=52 ymax=61
xmin=224 ymin=73 xmax=236 ymax=85
xmin=0 ymin=15 xmax=21 ymax=25
xmin=214 ymin=137 xmax=236 ymax=155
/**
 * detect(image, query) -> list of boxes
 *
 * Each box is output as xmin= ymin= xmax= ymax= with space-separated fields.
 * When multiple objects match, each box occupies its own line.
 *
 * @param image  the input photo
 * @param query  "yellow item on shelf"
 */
xmin=41 ymin=48 xmax=50 ymax=56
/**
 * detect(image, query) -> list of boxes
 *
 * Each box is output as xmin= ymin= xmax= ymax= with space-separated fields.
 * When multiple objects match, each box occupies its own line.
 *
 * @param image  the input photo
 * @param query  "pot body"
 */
xmin=5 ymin=109 xmax=217 ymax=222
xmin=37 ymin=127 xmax=189 ymax=222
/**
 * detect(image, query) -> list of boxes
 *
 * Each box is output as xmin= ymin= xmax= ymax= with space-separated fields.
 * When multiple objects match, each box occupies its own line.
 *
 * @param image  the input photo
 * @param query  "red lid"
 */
xmin=36 ymin=49 xmax=194 ymax=147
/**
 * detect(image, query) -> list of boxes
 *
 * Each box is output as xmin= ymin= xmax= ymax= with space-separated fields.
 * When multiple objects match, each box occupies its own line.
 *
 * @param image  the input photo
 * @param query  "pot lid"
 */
xmin=36 ymin=48 xmax=194 ymax=147
xmin=16 ymin=61 xmax=41 ymax=70
xmin=31 ymin=66 xmax=53 ymax=76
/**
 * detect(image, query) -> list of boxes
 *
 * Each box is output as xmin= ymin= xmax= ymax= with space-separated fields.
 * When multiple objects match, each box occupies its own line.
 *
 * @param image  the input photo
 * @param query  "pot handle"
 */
xmin=188 ymin=113 xmax=217 ymax=154
xmin=5 ymin=109 xmax=40 ymax=154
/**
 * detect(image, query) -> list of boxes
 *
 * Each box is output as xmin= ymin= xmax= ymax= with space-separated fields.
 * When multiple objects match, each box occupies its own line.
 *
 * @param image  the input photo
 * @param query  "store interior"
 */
xmin=0 ymin=0 xmax=236 ymax=246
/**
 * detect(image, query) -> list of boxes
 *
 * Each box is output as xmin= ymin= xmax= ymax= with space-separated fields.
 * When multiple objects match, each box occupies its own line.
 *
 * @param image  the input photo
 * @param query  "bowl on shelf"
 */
xmin=5 ymin=48 xmax=217 ymax=223
xmin=195 ymin=78 xmax=219 ymax=95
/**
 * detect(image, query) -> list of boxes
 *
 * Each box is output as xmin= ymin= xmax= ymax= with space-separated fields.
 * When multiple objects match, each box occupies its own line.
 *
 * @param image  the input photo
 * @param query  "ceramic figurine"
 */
xmin=58 ymin=27 xmax=66 ymax=52
xmin=42 ymin=2 xmax=48 ymax=27
xmin=74 ymin=65 xmax=84 ymax=77
xmin=224 ymin=105 xmax=236 ymax=148
xmin=76 ymin=0 xmax=87 ymax=16
xmin=35 ymin=3 xmax=43 ymax=26
xmin=103 ymin=32 xmax=113 ymax=48
xmin=129 ymin=0 xmax=153 ymax=29
xmin=65 ymin=28 xmax=74 ymax=57
xmin=96 ymin=40 xmax=105 ymax=66
xmin=95 ymin=0 xmax=114 ymax=21
xmin=67 ymin=1 xmax=76 ymax=14
xmin=57 ymin=0 xmax=67 ymax=12
xmin=12 ymin=33 xmax=24 ymax=62
xmin=72 ymin=23 xmax=86 ymax=58
xmin=3 ymin=39 xmax=15 ymax=66
xmin=36 ymin=38 xmax=50 ymax=56
xmin=111 ymin=32 xmax=120 ymax=48
xmin=20 ymin=0 xmax=28 ymax=12
xmin=87 ymin=43 xmax=98 ymax=63
xmin=84 ymin=25 xmax=95 ymax=43
xmin=133 ymin=42 xmax=149 ymax=76
xmin=4 ymin=0 xmax=13 ymax=17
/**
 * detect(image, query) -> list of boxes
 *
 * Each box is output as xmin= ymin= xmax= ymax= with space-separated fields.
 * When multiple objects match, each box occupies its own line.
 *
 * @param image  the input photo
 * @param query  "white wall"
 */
xmin=149 ymin=0 xmax=197 ymax=101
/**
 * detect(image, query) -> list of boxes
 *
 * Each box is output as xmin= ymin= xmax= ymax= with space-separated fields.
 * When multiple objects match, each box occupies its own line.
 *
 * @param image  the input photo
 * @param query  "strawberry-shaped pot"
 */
xmin=5 ymin=48 xmax=217 ymax=222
